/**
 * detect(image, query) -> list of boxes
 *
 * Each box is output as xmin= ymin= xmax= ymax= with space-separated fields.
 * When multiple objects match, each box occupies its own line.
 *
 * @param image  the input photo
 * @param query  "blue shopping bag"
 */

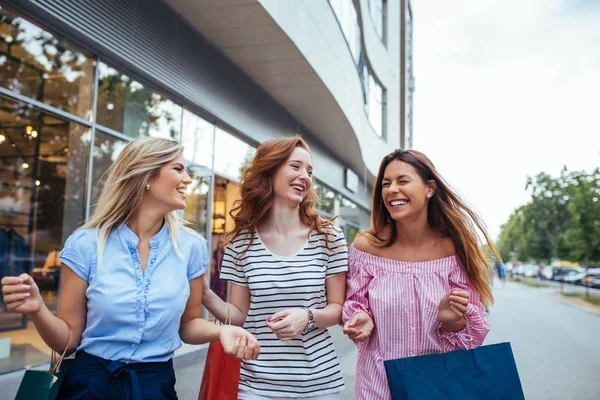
xmin=383 ymin=342 xmax=525 ymax=400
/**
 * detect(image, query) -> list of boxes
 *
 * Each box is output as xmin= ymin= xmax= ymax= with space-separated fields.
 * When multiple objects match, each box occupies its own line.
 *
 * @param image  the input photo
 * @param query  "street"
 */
xmin=486 ymin=280 xmax=600 ymax=400
xmin=175 ymin=280 xmax=600 ymax=399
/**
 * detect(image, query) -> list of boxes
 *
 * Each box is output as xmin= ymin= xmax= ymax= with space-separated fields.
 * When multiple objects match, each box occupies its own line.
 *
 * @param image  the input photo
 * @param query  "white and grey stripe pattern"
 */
xmin=220 ymin=227 xmax=348 ymax=398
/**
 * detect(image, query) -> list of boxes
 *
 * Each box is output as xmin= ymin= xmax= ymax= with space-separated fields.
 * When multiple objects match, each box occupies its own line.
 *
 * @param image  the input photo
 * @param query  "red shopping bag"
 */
xmin=198 ymin=339 xmax=241 ymax=400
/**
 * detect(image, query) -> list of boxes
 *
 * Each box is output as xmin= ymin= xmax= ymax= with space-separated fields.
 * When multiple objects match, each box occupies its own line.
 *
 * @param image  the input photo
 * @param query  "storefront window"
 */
xmin=96 ymin=62 xmax=181 ymax=139
xmin=0 ymin=96 xmax=89 ymax=373
xmin=0 ymin=7 xmax=94 ymax=120
xmin=182 ymin=110 xmax=214 ymax=168
xmin=213 ymin=127 xmax=255 ymax=181
xmin=185 ymin=167 xmax=211 ymax=236
xmin=313 ymin=181 xmax=336 ymax=216
xmin=90 ymin=131 xmax=127 ymax=208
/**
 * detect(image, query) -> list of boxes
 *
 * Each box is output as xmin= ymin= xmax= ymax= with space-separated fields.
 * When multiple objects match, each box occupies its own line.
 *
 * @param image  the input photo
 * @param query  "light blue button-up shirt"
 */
xmin=60 ymin=223 xmax=208 ymax=363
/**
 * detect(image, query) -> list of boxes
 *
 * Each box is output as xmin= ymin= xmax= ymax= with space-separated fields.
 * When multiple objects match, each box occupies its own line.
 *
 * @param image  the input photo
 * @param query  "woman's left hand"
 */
xmin=438 ymin=289 xmax=470 ymax=323
xmin=266 ymin=309 xmax=309 ymax=341
xmin=219 ymin=325 xmax=260 ymax=360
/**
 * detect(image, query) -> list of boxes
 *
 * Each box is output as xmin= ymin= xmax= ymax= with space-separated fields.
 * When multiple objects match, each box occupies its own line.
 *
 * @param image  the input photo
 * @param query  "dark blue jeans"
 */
xmin=57 ymin=351 xmax=177 ymax=400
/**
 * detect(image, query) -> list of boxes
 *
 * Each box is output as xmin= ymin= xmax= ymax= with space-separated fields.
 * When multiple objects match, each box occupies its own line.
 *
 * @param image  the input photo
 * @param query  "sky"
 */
xmin=411 ymin=0 xmax=600 ymax=240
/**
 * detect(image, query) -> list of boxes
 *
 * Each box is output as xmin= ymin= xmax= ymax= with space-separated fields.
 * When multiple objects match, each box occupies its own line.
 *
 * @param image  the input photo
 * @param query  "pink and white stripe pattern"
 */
xmin=342 ymin=246 xmax=490 ymax=400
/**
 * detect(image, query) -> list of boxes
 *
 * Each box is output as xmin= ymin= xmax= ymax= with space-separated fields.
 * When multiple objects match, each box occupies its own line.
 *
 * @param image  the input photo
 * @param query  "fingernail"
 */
xmin=24 ymin=285 xmax=31 ymax=289
xmin=24 ymin=293 xmax=30 ymax=297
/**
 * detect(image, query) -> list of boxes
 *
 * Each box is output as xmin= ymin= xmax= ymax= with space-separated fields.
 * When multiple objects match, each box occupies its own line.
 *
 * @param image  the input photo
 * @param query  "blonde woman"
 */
xmin=1 ymin=137 xmax=259 ymax=399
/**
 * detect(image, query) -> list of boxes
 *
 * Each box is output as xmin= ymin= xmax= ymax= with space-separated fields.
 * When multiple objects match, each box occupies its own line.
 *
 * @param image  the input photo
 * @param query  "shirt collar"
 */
xmin=118 ymin=221 xmax=169 ymax=248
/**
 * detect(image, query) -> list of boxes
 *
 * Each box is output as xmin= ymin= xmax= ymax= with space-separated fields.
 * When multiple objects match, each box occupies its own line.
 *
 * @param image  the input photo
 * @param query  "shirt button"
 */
xmin=411 ymin=327 xmax=416 ymax=331
xmin=138 ymin=328 xmax=143 ymax=333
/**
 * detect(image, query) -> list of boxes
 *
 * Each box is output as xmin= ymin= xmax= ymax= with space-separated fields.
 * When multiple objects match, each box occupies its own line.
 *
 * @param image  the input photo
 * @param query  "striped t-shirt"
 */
xmin=220 ymin=226 xmax=348 ymax=398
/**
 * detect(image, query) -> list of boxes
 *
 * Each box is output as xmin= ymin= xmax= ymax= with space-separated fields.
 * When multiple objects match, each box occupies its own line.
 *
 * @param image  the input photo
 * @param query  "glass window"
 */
xmin=90 ymin=131 xmax=127 ymax=208
xmin=340 ymin=196 xmax=360 ymax=225
xmin=365 ymin=73 xmax=384 ymax=138
xmin=213 ymin=127 xmax=255 ymax=181
xmin=345 ymin=224 xmax=359 ymax=244
xmin=0 ymin=96 xmax=89 ymax=372
xmin=329 ymin=0 xmax=361 ymax=64
xmin=0 ymin=7 xmax=94 ymax=120
xmin=368 ymin=0 xmax=384 ymax=40
xmin=184 ymin=167 xmax=211 ymax=236
xmin=182 ymin=110 xmax=214 ymax=168
xmin=313 ymin=181 xmax=336 ymax=216
xmin=96 ymin=62 xmax=182 ymax=139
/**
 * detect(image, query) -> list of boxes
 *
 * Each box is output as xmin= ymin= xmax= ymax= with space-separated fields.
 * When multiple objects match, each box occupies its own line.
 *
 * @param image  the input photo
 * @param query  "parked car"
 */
xmin=553 ymin=268 xmax=582 ymax=282
xmin=585 ymin=278 xmax=600 ymax=289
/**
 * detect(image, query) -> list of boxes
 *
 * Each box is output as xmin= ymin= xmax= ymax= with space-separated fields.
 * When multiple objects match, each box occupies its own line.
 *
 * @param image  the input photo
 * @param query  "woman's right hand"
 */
xmin=343 ymin=312 xmax=374 ymax=343
xmin=1 ymin=274 xmax=43 ymax=315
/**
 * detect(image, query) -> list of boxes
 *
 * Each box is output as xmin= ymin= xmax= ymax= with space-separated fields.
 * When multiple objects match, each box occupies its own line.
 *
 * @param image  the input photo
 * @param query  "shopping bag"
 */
xmin=198 ymin=306 xmax=241 ymax=400
xmin=383 ymin=342 xmax=525 ymax=400
xmin=15 ymin=335 xmax=73 ymax=400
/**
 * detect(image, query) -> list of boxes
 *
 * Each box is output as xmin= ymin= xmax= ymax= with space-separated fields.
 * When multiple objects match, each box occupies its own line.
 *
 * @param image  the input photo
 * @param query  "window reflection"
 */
xmin=90 ymin=131 xmax=127 ymax=208
xmin=0 ymin=96 xmax=89 ymax=332
xmin=182 ymin=110 xmax=214 ymax=168
xmin=313 ymin=181 xmax=336 ymax=216
xmin=213 ymin=128 xmax=255 ymax=181
xmin=0 ymin=7 xmax=94 ymax=119
xmin=96 ymin=62 xmax=182 ymax=139
xmin=185 ymin=167 xmax=210 ymax=236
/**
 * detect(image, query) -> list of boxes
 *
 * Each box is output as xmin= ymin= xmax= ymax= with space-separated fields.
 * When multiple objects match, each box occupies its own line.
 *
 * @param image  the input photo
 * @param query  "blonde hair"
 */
xmin=80 ymin=137 xmax=186 ymax=268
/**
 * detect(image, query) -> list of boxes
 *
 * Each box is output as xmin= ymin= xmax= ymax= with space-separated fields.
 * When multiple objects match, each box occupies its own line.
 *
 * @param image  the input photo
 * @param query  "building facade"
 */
xmin=0 ymin=0 xmax=412 ymax=380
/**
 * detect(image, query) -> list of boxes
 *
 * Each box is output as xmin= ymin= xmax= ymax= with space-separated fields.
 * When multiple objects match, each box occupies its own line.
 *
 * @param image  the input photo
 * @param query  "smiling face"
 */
xmin=381 ymin=160 xmax=436 ymax=222
xmin=145 ymin=153 xmax=192 ymax=212
xmin=272 ymin=146 xmax=313 ymax=208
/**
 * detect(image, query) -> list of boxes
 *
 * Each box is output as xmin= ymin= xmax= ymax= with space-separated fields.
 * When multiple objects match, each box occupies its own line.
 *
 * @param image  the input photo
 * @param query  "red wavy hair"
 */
xmin=225 ymin=137 xmax=334 ymax=257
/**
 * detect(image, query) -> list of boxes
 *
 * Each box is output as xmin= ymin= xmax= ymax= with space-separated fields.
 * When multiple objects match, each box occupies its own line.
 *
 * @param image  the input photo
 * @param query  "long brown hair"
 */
xmin=225 ymin=137 xmax=334 ymax=257
xmin=362 ymin=149 xmax=499 ymax=306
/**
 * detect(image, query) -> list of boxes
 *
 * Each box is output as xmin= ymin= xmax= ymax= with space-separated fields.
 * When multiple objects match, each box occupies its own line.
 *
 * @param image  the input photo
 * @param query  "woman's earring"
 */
xmin=145 ymin=184 xmax=150 ymax=191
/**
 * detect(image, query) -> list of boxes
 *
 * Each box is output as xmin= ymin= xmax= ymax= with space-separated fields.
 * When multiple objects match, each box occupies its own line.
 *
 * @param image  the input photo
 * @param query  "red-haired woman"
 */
xmin=202 ymin=137 xmax=348 ymax=399
xmin=342 ymin=149 xmax=498 ymax=400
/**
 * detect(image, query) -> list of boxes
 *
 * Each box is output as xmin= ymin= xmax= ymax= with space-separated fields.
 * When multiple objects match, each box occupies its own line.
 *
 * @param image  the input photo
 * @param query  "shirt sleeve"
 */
xmin=342 ymin=247 xmax=374 ymax=324
xmin=187 ymin=234 xmax=209 ymax=281
xmin=60 ymin=230 xmax=92 ymax=283
xmin=326 ymin=227 xmax=349 ymax=278
xmin=437 ymin=262 xmax=490 ymax=351
xmin=219 ymin=241 xmax=248 ymax=286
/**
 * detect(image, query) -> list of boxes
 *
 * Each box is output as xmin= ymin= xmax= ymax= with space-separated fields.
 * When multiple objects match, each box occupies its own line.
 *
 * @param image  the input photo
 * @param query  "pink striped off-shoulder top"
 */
xmin=342 ymin=245 xmax=490 ymax=400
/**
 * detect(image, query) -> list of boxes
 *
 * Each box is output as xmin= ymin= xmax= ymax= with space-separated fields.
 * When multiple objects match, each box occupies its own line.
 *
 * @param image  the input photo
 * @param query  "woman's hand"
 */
xmin=343 ymin=312 xmax=374 ymax=343
xmin=1 ymin=274 xmax=43 ymax=315
xmin=266 ymin=309 xmax=309 ymax=341
xmin=438 ymin=289 xmax=470 ymax=323
xmin=219 ymin=325 xmax=260 ymax=360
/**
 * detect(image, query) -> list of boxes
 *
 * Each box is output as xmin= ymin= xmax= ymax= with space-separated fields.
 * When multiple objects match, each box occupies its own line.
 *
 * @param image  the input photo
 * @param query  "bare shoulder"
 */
xmin=352 ymin=226 xmax=389 ymax=255
xmin=436 ymin=235 xmax=457 ymax=258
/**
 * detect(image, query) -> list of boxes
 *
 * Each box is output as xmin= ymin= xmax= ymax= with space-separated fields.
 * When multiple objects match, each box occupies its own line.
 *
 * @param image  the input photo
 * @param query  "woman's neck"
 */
xmin=127 ymin=209 xmax=165 ymax=241
xmin=394 ymin=211 xmax=436 ymax=248
xmin=259 ymin=200 xmax=306 ymax=236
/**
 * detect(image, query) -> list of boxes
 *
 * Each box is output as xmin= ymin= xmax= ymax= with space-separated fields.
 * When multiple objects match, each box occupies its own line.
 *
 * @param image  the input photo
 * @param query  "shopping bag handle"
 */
xmin=50 ymin=328 xmax=71 ymax=374
xmin=213 ymin=304 xmax=232 ymax=326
